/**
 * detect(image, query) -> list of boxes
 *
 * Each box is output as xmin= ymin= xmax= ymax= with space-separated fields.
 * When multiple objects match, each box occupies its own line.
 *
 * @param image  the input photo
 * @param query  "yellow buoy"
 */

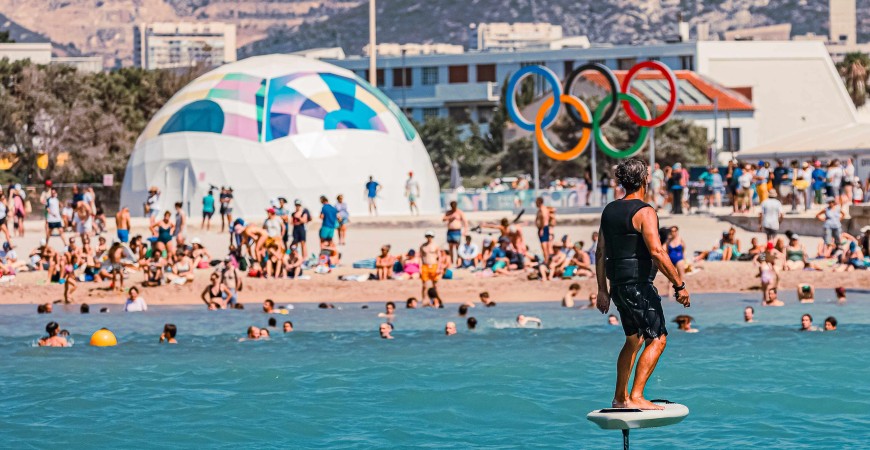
xmin=90 ymin=328 xmax=117 ymax=347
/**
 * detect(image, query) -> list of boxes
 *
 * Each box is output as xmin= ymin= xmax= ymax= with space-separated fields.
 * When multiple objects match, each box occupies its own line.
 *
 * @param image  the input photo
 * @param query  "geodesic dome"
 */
xmin=121 ymin=54 xmax=439 ymax=218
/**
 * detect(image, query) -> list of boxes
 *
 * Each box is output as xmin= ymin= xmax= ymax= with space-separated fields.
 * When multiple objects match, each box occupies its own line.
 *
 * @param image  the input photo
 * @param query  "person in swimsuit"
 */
xmin=38 ymin=321 xmax=69 ymax=347
xmin=151 ymin=211 xmax=175 ymax=247
xmin=595 ymin=158 xmax=690 ymax=411
xmin=755 ymin=252 xmax=780 ymax=305
xmin=219 ymin=187 xmax=234 ymax=233
xmin=335 ymin=195 xmax=350 ymax=246
xmin=419 ymin=231 xmax=440 ymax=303
xmin=201 ymin=272 xmax=231 ymax=309
xmin=665 ymin=226 xmax=687 ymax=279
xmin=535 ymin=197 xmax=553 ymax=263
xmin=442 ymin=201 xmax=468 ymax=267
xmin=115 ymin=206 xmax=131 ymax=243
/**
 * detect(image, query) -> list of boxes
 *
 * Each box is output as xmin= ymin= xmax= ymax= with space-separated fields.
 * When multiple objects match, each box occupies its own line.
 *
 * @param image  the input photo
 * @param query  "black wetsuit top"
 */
xmin=601 ymin=199 xmax=657 ymax=286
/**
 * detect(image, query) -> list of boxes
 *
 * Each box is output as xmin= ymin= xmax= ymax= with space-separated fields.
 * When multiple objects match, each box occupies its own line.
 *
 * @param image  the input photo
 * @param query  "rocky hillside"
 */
xmin=0 ymin=0 xmax=868 ymax=67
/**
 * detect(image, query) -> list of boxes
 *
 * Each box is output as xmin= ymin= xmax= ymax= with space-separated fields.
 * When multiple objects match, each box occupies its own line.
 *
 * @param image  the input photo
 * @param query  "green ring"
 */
xmin=593 ymin=93 xmax=650 ymax=159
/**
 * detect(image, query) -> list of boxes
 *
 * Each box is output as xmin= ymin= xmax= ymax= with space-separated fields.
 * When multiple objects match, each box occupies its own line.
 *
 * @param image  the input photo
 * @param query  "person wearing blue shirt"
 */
xmin=811 ymin=161 xmax=827 ymax=206
xmin=319 ymin=196 xmax=338 ymax=243
xmin=201 ymin=190 xmax=215 ymax=231
xmin=364 ymin=176 xmax=381 ymax=216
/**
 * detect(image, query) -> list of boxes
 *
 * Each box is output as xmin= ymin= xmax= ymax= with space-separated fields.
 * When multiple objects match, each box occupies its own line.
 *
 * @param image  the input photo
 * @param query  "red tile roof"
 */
xmin=580 ymin=70 xmax=754 ymax=113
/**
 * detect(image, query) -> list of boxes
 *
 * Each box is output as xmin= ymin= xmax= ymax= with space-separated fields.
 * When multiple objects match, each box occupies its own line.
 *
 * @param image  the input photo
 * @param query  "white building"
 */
xmin=133 ymin=22 xmax=237 ymax=70
xmin=121 ymin=55 xmax=439 ymax=218
xmin=830 ymin=0 xmax=857 ymax=45
xmin=51 ymin=56 xmax=104 ymax=73
xmin=471 ymin=22 xmax=589 ymax=52
xmin=363 ymin=43 xmax=465 ymax=57
xmin=0 ymin=43 xmax=51 ymax=64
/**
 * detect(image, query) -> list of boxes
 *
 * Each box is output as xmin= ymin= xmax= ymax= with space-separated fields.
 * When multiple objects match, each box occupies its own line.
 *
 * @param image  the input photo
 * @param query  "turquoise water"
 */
xmin=2 ymin=290 xmax=869 ymax=449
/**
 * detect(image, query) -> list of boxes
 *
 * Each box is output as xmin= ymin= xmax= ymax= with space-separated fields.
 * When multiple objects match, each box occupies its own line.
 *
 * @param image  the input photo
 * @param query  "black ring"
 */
xmin=563 ymin=62 xmax=620 ymax=128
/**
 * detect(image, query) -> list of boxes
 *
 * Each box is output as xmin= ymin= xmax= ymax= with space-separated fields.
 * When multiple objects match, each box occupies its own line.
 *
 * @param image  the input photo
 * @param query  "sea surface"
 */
xmin=2 ymin=290 xmax=869 ymax=449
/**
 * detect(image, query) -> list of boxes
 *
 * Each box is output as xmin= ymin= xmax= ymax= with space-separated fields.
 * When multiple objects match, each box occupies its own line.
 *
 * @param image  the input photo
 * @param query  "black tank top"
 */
xmin=600 ymin=199 xmax=657 ymax=286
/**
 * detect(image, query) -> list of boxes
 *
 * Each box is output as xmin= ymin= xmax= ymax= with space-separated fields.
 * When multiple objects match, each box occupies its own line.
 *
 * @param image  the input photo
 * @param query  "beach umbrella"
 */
xmin=449 ymin=158 xmax=463 ymax=189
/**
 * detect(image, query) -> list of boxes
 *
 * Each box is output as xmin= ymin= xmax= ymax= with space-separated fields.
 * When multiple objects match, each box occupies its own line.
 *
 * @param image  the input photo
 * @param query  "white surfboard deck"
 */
xmin=587 ymin=402 xmax=689 ymax=430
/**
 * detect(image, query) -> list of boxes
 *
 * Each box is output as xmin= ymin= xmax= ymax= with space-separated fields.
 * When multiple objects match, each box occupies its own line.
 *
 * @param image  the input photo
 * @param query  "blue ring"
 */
xmin=506 ymin=65 xmax=563 ymax=131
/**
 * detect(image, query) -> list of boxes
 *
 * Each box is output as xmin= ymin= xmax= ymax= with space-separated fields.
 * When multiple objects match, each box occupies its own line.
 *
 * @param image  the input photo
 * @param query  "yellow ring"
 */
xmin=535 ymin=95 xmax=592 ymax=161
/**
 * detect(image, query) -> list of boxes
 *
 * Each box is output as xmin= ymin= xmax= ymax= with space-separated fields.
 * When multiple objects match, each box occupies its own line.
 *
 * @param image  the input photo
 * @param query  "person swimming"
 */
xmin=824 ymin=316 xmax=837 ymax=331
xmin=159 ymin=323 xmax=177 ymax=344
xmin=799 ymin=314 xmax=819 ymax=332
xmin=516 ymin=314 xmax=542 ymax=327
xmin=744 ymin=306 xmax=755 ymax=323
xmin=38 ymin=321 xmax=68 ymax=347
xmin=444 ymin=321 xmax=457 ymax=336
xmin=379 ymin=322 xmax=394 ymax=339
xmin=672 ymin=315 xmax=699 ymax=333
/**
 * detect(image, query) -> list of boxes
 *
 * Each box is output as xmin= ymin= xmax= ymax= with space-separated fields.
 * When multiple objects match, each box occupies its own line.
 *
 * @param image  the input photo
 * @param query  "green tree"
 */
xmin=837 ymin=52 xmax=870 ymax=108
xmin=416 ymin=116 xmax=488 ymax=187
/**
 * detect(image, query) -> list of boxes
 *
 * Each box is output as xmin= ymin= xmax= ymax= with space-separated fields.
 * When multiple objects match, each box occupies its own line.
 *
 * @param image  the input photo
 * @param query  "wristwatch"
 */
xmin=673 ymin=282 xmax=686 ymax=292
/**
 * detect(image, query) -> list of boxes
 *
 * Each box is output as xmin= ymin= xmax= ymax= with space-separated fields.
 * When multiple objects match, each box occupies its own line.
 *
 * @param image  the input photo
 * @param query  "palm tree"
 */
xmin=837 ymin=52 xmax=870 ymax=108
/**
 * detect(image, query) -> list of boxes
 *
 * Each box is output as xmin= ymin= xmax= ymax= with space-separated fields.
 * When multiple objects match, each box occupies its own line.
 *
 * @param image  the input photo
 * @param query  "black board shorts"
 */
xmin=611 ymin=283 xmax=668 ymax=339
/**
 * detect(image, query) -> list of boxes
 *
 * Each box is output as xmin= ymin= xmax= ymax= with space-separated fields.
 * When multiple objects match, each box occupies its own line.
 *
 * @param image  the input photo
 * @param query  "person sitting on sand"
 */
xmin=824 ymin=316 xmax=837 ymax=331
xmin=764 ymin=287 xmax=784 ymax=307
xmin=169 ymin=249 xmax=195 ymax=284
xmin=379 ymin=322 xmax=394 ymax=339
xmin=673 ymin=315 xmax=699 ymax=333
xmin=479 ymin=291 xmax=496 ymax=307
xmin=458 ymin=235 xmax=479 ymax=269
xmin=375 ymin=245 xmax=394 ymax=280
xmin=487 ymin=237 xmax=513 ymax=276
xmin=516 ymin=314 xmax=542 ymax=327
xmin=37 ymin=321 xmax=69 ymax=347
xmin=444 ymin=321 xmax=457 ymax=336
xmin=569 ymin=241 xmax=595 ymax=277
xmin=283 ymin=244 xmax=304 ymax=279
xmin=125 ymin=287 xmax=148 ymax=312
xmin=159 ymin=323 xmax=177 ymax=344
xmin=562 ymin=283 xmax=580 ymax=307
xmin=799 ymin=314 xmax=818 ymax=332
xmin=797 ymin=284 xmax=814 ymax=303
xmin=784 ymin=234 xmax=822 ymax=271
xmin=744 ymin=306 xmax=755 ymax=323
xmin=143 ymin=247 xmax=166 ymax=287
xmin=378 ymin=301 xmax=396 ymax=319
xmin=721 ymin=228 xmax=742 ymax=261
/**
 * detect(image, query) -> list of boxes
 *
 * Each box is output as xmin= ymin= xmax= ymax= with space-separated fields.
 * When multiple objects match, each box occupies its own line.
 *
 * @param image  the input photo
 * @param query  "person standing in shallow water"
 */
xmin=596 ymin=158 xmax=690 ymax=411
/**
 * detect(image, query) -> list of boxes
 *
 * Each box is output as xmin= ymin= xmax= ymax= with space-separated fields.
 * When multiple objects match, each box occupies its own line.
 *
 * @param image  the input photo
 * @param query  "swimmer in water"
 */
xmin=379 ymin=322 xmax=394 ymax=339
xmin=516 ymin=314 xmax=542 ymax=327
xmin=608 ymin=315 xmax=620 ymax=326
xmin=445 ymin=321 xmax=457 ymax=336
xmin=744 ymin=306 xmax=755 ymax=323
xmin=797 ymin=284 xmax=814 ymax=303
xmin=244 ymin=326 xmax=261 ymax=341
xmin=765 ymin=288 xmax=784 ymax=307
xmin=563 ymin=283 xmax=580 ymax=308
xmin=263 ymin=299 xmax=275 ymax=313
xmin=582 ymin=293 xmax=599 ymax=310
xmin=824 ymin=316 xmax=837 ymax=331
xmin=835 ymin=286 xmax=847 ymax=304
xmin=260 ymin=328 xmax=271 ymax=339
xmin=672 ymin=315 xmax=698 ymax=333
xmin=159 ymin=323 xmax=177 ymax=344
xmin=406 ymin=297 xmax=418 ymax=309
xmin=799 ymin=314 xmax=818 ymax=332
xmin=479 ymin=291 xmax=496 ymax=307
xmin=458 ymin=304 xmax=469 ymax=317
xmin=38 ymin=321 xmax=68 ymax=347
xmin=467 ymin=317 xmax=477 ymax=330
xmin=378 ymin=301 xmax=396 ymax=319
xmin=283 ymin=321 xmax=293 ymax=333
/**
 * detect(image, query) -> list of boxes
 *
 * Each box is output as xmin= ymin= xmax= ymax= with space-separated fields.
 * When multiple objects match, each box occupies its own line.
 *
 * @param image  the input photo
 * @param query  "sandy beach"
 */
xmin=4 ymin=210 xmax=867 ymax=308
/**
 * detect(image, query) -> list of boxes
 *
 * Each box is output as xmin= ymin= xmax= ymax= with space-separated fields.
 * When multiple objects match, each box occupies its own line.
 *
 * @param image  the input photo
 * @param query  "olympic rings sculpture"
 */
xmin=506 ymin=60 xmax=679 ymax=161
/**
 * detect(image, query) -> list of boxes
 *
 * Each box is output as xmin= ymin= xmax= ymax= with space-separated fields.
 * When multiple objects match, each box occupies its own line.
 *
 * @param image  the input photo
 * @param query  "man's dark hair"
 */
xmin=458 ymin=304 xmax=468 ymax=316
xmin=284 ymin=321 xmax=293 ymax=327
xmin=467 ymin=317 xmax=477 ymax=329
xmin=825 ymin=316 xmax=837 ymax=327
xmin=386 ymin=301 xmax=396 ymax=309
xmin=175 ymin=202 xmax=182 ymax=208
xmin=80 ymin=303 xmax=90 ymax=314
xmin=46 ymin=321 xmax=59 ymax=335
xmin=615 ymin=158 xmax=648 ymax=194
xmin=406 ymin=297 xmax=417 ymax=308
xmin=803 ymin=313 xmax=813 ymax=322
xmin=37 ymin=304 xmax=46 ymax=314
xmin=164 ymin=323 xmax=177 ymax=338
xmin=264 ymin=299 xmax=275 ymax=308
xmin=268 ymin=317 xmax=277 ymax=327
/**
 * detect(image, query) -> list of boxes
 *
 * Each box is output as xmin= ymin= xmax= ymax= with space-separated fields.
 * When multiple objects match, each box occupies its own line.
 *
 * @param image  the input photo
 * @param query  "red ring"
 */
xmin=619 ymin=60 xmax=677 ymax=127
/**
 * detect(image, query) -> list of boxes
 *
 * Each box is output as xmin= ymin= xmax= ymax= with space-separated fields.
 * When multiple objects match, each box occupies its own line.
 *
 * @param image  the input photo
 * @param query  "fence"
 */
xmin=440 ymin=185 xmax=595 ymax=212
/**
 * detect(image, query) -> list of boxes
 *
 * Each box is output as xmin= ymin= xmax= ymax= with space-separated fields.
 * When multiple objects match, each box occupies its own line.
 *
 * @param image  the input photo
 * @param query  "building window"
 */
xmin=393 ymin=68 xmax=412 ymax=87
xmin=448 ymin=65 xmax=469 ymax=83
xmin=563 ymin=60 xmax=574 ymax=76
xmin=680 ymin=55 xmax=694 ymax=71
xmin=448 ymin=106 xmax=471 ymax=123
xmin=617 ymin=58 xmax=637 ymax=70
xmin=365 ymin=69 xmax=385 ymax=87
xmin=477 ymin=105 xmax=494 ymax=124
xmin=477 ymin=64 xmax=496 ymax=82
xmin=422 ymin=107 xmax=440 ymax=120
xmin=647 ymin=56 xmax=660 ymax=62
xmin=422 ymin=66 xmax=439 ymax=85
xmin=520 ymin=61 xmax=545 ymax=67
xmin=723 ymin=127 xmax=741 ymax=151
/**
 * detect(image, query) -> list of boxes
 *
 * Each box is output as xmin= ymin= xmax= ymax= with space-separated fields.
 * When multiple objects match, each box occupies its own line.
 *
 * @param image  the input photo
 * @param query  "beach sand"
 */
xmin=4 ymin=211 xmax=867 ymax=307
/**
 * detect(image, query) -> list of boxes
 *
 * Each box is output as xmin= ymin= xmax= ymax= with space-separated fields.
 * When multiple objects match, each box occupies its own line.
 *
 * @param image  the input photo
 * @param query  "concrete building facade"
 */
xmin=133 ymin=22 xmax=237 ymax=70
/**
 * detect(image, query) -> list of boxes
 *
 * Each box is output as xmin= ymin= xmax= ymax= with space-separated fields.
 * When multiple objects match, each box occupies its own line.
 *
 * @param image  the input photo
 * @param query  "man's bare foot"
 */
xmin=611 ymin=397 xmax=665 ymax=410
